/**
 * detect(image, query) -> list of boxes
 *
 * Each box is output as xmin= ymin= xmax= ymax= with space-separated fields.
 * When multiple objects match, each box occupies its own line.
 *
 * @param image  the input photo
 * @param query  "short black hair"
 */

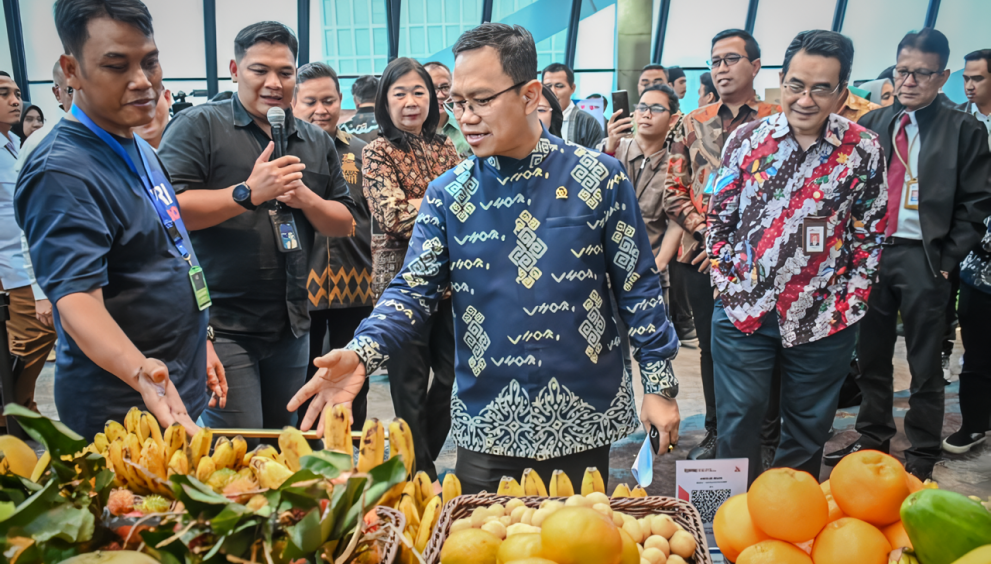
xmin=540 ymin=84 xmax=564 ymax=137
xmin=666 ymin=66 xmax=685 ymax=82
xmin=586 ymin=92 xmax=608 ymax=110
xmin=640 ymin=64 xmax=667 ymax=81
xmin=782 ymin=30 xmax=855 ymax=85
xmin=296 ymin=61 xmax=340 ymax=95
xmin=700 ymin=72 xmax=719 ymax=102
xmin=0 ymin=71 xmax=9 ymax=78
xmin=542 ymin=63 xmax=574 ymax=86
xmin=453 ymin=23 xmax=536 ymax=86
xmin=352 ymin=75 xmax=378 ymax=104
xmin=897 ymin=28 xmax=950 ymax=71
xmin=54 ymin=0 xmax=154 ymax=58
xmin=422 ymin=61 xmax=450 ymax=73
xmin=964 ymin=49 xmax=991 ymax=74
xmin=641 ymin=84 xmax=679 ymax=115
xmin=712 ymin=29 xmax=760 ymax=61
xmin=877 ymin=65 xmax=895 ymax=80
xmin=374 ymin=57 xmax=440 ymax=150
xmin=234 ymin=21 xmax=298 ymax=62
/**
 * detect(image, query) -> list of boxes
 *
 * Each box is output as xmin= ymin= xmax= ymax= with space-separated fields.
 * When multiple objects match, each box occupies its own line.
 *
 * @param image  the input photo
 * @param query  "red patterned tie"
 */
xmin=885 ymin=113 xmax=912 ymax=237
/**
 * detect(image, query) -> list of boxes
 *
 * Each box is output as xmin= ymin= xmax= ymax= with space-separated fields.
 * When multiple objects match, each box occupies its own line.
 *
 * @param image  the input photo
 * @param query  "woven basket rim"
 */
xmin=375 ymin=505 xmax=406 ymax=564
xmin=421 ymin=494 xmax=712 ymax=564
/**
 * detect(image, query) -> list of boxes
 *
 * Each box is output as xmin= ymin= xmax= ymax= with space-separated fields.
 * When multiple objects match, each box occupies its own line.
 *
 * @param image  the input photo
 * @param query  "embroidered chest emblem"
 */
xmin=556 ymin=186 xmax=568 ymax=199
xmin=341 ymin=153 xmax=359 ymax=185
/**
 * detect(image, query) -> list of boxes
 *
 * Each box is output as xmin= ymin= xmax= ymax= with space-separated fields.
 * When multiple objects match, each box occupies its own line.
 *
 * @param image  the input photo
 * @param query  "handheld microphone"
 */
xmin=267 ymin=107 xmax=286 ymax=159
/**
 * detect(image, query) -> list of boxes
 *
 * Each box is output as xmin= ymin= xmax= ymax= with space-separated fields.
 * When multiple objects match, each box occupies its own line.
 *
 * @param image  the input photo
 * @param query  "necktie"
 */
xmin=884 ymin=113 xmax=912 ymax=237
xmin=3 ymin=136 xmax=17 ymax=159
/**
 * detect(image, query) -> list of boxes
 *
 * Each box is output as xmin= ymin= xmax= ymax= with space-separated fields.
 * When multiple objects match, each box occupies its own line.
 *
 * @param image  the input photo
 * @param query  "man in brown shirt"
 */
xmin=663 ymin=29 xmax=780 ymax=461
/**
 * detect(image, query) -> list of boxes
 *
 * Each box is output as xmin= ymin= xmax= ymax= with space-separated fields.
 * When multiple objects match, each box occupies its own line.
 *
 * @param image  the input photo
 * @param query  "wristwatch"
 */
xmin=232 ymin=183 xmax=256 ymax=210
xmin=206 ymin=325 xmax=215 ymax=342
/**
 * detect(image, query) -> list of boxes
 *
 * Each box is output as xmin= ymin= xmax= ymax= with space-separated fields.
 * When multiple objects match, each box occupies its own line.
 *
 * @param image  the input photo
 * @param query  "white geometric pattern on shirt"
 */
xmin=641 ymin=360 xmax=679 ymax=399
xmin=579 ymin=289 xmax=606 ymax=363
xmin=448 ymin=368 xmax=640 ymax=460
xmin=344 ymin=335 xmax=389 ymax=375
xmin=529 ymin=137 xmax=553 ymax=169
xmin=444 ymin=159 xmax=479 ymax=222
xmin=509 ymin=210 xmax=547 ymax=288
xmin=612 ymin=220 xmax=641 ymax=291
xmin=462 ymin=305 xmax=489 ymax=377
xmin=402 ymin=236 xmax=444 ymax=288
xmin=572 ymin=149 xmax=609 ymax=210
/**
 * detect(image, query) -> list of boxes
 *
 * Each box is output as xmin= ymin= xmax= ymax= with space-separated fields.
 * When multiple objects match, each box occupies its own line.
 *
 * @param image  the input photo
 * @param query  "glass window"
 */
xmin=574 ymin=3 xmax=616 ymax=72
xmin=319 ymin=0 xmax=389 ymax=77
xmin=398 ymin=0 xmax=482 ymax=62
xmin=215 ymin=0 xmax=297 ymax=76
xmin=751 ymin=0 xmax=837 ymax=67
xmin=146 ymin=0 xmax=207 ymax=79
xmin=660 ymin=0 xmax=748 ymax=68
xmin=841 ymin=0 xmax=929 ymax=82
xmin=936 ymin=0 xmax=991 ymax=73
xmin=0 ymin=11 xmax=13 ymax=77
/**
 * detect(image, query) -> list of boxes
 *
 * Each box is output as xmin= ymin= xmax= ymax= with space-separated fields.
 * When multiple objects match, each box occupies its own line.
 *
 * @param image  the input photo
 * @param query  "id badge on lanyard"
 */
xmin=269 ymin=205 xmax=302 ymax=253
xmin=71 ymin=106 xmax=212 ymax=310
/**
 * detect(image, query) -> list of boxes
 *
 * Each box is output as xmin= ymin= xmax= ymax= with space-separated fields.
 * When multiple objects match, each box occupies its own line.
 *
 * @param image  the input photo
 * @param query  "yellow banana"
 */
xmin=414 ymin=495 xmax=441 ymax=553
xmin=123 ymin=433 xmax=142 ymax=463
xmin=231 ymin=436 xmax=248 ymax=470
xmin=138 ymin=438 xmax=168 ymax=481
xmin=189 ymin=427 xmax=213 ymax=468
xmin=388 ymin=418 xmax=416 ymax=478
xmin=211 ymin=437 xmax=236 ymax=470
xmin=124 ymin=406 xmax=142 ymax=434
xmin=196 ymin=456 xmax=216 ymax=483
xmin=30 ymin=451 xmax=51 ymax=483
xmin=140 ymin=412 xmax=164 ymax=449
xmin=107 ymin=439 xmax=129 ymax=488
xmin=323 ymin=404 xmax=352 ymax=455
xmin=549 ymin=469 xmax=575 ymax=497
xmin=93 ymin=433 xmax=110 ymax=454
xmin=497 ymin=476 xmax=525 ymax=497
xmin=522 ymin=468 xmax=548 ymax=496
xmin=398 ymin=493 xmax=421 ymax=533
xmin=356 ymin=418 xmax=385 ymax=473
xmin=167 ymin=449 xmax=189 ymax=476
xmin=400 ymin=531 xmax=417 ymax=564
xmin=163 ymin=423 xmax=186 ymax=463
xmin=412 ymin=471 xmax=434 ymax=510
xmin=442 ymin=473 xmax=462 ymax=505
xmin=250 ymin=456 xmax=294 ymax=489
xmin=379 ymin=481 xmax=406 ymax=509
xmin=104 ymin=420 xmax=126 ymax=444
xmin=630 ymin=485 xmax=647 ymax=497
xmin=402 ymin=481 xmax=417 ymax=498
xmin=243 ymin=444 xmax=279 ymax=468
xmin=612 ymin=483 xmax=631 ymax=498
xmin=278 ymin=427 xmax=312 ymax=472
xmin=581 ymin=467 xmax=605 ymax=495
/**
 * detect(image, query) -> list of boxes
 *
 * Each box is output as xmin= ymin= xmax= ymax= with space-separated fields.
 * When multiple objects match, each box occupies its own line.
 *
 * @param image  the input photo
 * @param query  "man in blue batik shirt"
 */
xmin=289 ymin=23 xmax=681 ymax=493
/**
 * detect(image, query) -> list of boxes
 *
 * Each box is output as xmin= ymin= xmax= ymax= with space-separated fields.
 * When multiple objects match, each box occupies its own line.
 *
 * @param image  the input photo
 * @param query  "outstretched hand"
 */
xmin=137 ymin=358 xmax=200 ymax=436
xmin=287 ymin=349 xmax=367 ymax=436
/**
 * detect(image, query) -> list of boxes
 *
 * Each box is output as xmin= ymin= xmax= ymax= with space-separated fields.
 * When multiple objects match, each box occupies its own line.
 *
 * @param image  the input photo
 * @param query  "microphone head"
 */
xmin=267 ymin=107 xmax=286 ymax=127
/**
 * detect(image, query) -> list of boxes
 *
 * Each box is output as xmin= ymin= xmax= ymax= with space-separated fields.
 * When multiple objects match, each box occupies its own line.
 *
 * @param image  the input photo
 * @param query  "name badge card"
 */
xmin=904 ymin=179 xmax=919 ymax=210
xmin=803 ymin=217 xmax=827 ymax=254
xmin=269 ymin=206 xmax=302 ymax=253
xmin=676 ymin=458 xmax=748 ymax=554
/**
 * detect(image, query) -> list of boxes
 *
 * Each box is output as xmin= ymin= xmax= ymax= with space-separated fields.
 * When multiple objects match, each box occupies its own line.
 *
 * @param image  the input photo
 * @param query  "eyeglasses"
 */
xmin=435 ymin=84 xmax=451 ymax=96
xmin=894 ymin=67 xmax=940 ymax=83
xmin=444 ymin=81 xmax=528 ymax=117
xmin=634 ymin=103 xmax=669 ymax=115
xmin=708 ymin=55 xmax=749 ymax=69
xmin=782 ymin=81 xmax=843 ymax=100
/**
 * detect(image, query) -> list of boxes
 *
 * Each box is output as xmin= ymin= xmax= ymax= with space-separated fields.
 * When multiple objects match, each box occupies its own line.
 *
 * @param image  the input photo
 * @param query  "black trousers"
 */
xmin=455 ymin=445 xmax=611 ymax=495
xmin=302 ymin=306 xmax=374 ymax=430
xmin=668 ymin=259 xmax=695 ymax=338
xmin=958 ymin=283 xmax=991 ymax=434
xmin=387 ymin=298 xmax=456 ymax=481
xmin=857 ymin=243 xmax=949 ymax=470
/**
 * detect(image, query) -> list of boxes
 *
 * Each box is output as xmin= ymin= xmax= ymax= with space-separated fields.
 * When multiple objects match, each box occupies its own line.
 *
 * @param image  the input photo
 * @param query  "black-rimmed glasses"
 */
xmin=894 ymin=67 xmax=941 ymax=83
xmin=444 ymin=80 xmax=528 ymax=117
xmin=634 ymin=103 xmax=670 ymax=115
xmin=708 ymin=55 xmax=750 ymax=69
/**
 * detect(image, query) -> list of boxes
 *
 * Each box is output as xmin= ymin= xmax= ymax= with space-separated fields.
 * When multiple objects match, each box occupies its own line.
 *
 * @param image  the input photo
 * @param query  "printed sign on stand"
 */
xmin=676 ymin=458 xmax=749 ymax=553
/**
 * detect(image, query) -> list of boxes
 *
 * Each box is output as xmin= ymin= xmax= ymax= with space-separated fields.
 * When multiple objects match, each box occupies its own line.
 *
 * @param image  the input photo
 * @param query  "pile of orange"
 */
xmin=713 ymin=451 xmax=922 ymax=564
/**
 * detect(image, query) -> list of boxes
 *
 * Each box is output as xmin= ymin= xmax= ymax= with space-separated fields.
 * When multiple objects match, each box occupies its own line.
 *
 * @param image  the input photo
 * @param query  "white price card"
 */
xmin=676 ymin=458 xmax=749 ymax=548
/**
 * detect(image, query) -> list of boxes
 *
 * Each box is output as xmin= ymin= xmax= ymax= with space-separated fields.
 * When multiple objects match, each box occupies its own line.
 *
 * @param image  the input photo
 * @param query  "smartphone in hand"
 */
xmin=611 ymin=90 xmax=632 ymax=134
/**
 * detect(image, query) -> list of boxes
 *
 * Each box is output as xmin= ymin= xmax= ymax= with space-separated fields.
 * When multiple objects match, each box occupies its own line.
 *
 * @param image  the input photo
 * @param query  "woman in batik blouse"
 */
xmin=361 ymin=57 xmax=460 ymax=483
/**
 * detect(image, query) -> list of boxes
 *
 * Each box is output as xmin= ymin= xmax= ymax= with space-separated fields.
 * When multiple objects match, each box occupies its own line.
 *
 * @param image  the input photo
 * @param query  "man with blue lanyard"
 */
xmin=15 ymin=0 xmax=224 ymax=438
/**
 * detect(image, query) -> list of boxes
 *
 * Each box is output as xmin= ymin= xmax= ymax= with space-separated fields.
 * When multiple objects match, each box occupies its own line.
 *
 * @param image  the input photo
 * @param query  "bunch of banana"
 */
xmin=549 ymin=469 xmax=575 ymax=497
xmin=357 ymin=418 xmax=386 ymax=473
xmin=321 ymin=404 xmax=352 ymax=457
xmin=580 ymin=467 xmax=605 ymax=496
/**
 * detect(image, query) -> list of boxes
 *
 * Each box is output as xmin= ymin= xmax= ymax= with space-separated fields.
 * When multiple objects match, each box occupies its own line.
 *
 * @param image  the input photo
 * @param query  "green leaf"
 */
xmin=169 ymin=475 xmax=231 ymax=519
xmin=2 ymin=405 xmax=86 ymax=459
xmin=0 ymin=480 xmax=61 ymax=537
xmin=210 ymin=503 xmax=249 ymax=537
xmin=21 ymin=504 xmax=94 ymax=543
xmin=284 ymin=507 xmax=331 ymax=559
xmin=336 ymin=457 xmax=406 ymax=538
xmin=298 ymin=450 xmax=352 ymax=480
xmin=0 ymin=501 xmax=15 ymax=522
xmin=276 ymin=468 xmax=321 ymax=491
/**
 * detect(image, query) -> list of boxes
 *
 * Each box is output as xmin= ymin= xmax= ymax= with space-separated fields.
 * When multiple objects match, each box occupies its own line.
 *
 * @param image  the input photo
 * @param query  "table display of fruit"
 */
xmin=0 ymin=404 xmax=410 ymax=563
xmin=711 ymin=450 xmax=991 ymax=564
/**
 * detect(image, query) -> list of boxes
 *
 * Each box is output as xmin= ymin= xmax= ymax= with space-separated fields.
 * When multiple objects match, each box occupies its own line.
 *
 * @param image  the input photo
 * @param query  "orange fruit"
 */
xmin=540 ymin=507 xmax=622 ymax=564
xmin=830 ymin=450 xmax=910 ymax=526
xmin=820 ymin=481 xmax=846 ymax=523
xmin=713 ymin=494 xmax=771 ymax=561
xmin=905 ymin=473 xmax=923 ymax=493
xmin=811 ymin=517 xmax=891 ymax=564
xmin=881 ymin=521 xmax=912 ymax=550
xmin=737 ymin=540 xmax=813 ymax=564
xmin=748 ymin=468 xmax=828 ymax=543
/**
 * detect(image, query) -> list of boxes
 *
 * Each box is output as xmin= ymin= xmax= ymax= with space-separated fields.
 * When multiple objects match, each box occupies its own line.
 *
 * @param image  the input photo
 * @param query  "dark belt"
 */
xmin=883 ymin=236 xmax=924 ymax=246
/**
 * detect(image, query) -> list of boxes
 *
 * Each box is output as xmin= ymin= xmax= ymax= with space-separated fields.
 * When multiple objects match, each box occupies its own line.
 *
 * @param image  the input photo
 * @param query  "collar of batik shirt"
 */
xmin=767 ymin=110 xmax=845 ymax=150
xmin=483 ymin=126 xmax=557 ymax=178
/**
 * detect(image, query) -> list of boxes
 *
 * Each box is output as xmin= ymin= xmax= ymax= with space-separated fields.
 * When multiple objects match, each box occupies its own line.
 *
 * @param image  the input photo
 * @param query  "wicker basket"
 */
xmin=372 ymin=505 xmax=406 ymax=564
xmin=421 ymin=494 xmax=712 ymax=564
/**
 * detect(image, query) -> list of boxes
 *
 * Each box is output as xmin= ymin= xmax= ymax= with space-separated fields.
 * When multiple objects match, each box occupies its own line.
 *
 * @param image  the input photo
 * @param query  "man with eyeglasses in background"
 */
xmin=824 ymin=28 xmax=991 ymax=479
xmin=289 ymin=23 xmax=682 ymax=494
xmin=663 ymin=28 xmax=779 ymax=462
xmin=424 ymin=61 xmax=471 ymax=158
xmin=707 ymin=30 xmax=887 ymax=482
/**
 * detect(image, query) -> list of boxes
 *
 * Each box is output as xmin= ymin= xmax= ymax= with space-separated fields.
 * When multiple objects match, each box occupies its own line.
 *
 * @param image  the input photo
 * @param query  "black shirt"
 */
xmin=159 ymin=94 xmax=355 ymax=341
xmin=15 ymin=119 xmax=208 ymax=438
xmin=339 ymin=107 xmax=379 ymax=144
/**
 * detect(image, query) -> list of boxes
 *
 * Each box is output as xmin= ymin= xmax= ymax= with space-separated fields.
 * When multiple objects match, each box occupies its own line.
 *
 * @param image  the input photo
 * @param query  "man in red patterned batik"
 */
xmin=706 ymin=30 xmax=887 ymax=482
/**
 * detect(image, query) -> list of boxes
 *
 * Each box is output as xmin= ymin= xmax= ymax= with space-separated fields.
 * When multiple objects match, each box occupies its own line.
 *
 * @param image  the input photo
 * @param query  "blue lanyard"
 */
xmin=70 ymin=105 xmax=191 ymax=262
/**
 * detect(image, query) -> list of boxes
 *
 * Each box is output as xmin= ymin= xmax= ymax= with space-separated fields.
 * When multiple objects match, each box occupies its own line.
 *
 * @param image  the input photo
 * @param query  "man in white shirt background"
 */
xmin=541 ymin=62 xmax=603 ymax=148
xmin=962 ymin=49 xmax=991 ymax=147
